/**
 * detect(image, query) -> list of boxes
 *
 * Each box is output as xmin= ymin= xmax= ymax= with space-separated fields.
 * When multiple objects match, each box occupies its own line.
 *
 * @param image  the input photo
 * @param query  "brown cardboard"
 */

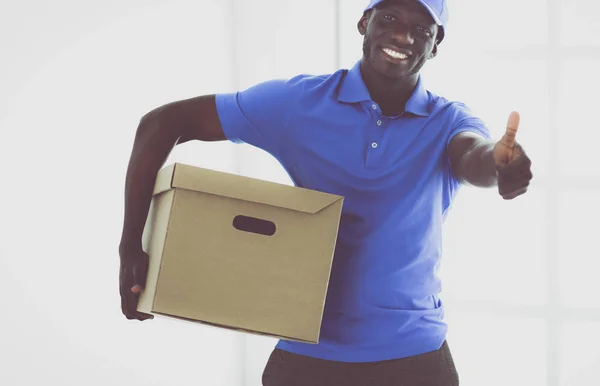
xmin=138 ymin=163 xmax=344 ymax=344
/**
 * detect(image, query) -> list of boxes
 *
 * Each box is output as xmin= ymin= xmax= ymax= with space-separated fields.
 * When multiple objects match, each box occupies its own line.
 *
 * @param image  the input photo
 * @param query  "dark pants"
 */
xmin=262 ymin=341 xmax=459 ymax=386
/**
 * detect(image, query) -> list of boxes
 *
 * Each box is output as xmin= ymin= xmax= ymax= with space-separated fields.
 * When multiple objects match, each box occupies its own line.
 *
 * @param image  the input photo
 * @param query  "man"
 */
xmin=119 ymin=0 xmax=533 ymax=384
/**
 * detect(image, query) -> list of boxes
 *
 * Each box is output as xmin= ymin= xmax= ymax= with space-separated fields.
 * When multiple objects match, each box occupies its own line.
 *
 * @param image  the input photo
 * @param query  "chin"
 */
xmin=379 ymin=66 xmax=413 ymax=79
xmin=371 ymin=58 xmax=414 ymax=79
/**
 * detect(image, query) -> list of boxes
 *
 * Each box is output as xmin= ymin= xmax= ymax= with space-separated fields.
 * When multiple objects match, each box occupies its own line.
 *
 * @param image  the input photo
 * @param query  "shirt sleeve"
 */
xmin=445 ymin=102 xmax=492 ymax=151
xmin=215 ymin=77 xmax=303 ymax=157
xmin=443 ymin=102 xmax=493 ymax=192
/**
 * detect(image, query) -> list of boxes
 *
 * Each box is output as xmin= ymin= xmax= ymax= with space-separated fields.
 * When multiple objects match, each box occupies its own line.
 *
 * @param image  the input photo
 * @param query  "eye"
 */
xmin=382 ymin=14 xmax=396 ymax=21
xmin=416 ymin=26 xmax=432 ymax=36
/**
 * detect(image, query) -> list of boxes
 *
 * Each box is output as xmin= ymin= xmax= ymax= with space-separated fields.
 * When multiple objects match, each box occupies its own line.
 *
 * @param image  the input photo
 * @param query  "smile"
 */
xmin=381 ymin=47 xmax=410 ymax=60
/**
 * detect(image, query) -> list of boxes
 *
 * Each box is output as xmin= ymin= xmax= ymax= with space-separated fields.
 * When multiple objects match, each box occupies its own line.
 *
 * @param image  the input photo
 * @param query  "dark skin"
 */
xmin=359 ymin=0 xmax=532 ymax=193
xmin=119 ymin=0 xmax=533 ymax=321
xmin=358 ymin=0 xmax=440 ymax=116
xmin=119 ymin=97 xmax=226 ymax=320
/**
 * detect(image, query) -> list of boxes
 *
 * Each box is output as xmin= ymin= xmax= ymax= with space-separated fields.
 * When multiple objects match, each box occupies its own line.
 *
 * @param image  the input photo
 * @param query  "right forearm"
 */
xmin=119 ymin=107 xmax=181 ymax=253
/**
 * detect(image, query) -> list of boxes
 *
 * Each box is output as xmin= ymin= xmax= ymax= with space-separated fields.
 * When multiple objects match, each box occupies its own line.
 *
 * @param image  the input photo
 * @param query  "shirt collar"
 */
xmin=337 ymin=60 xmax=431 ymax=117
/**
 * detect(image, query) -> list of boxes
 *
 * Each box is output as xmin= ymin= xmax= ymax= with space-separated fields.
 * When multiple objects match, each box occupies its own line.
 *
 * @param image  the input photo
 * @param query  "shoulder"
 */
xmin=275 ymin=70 xmax=349 ymax=104
xmin=218 ymin=70 xmax=348 ymax=116
xmin=215 ymin=70 xmax=345 ymax=114
xmin=297 ymin=69 xmax=347 ymax=91
xmin=427 ymin=91 xmax=476 ymax=121
xmin=240 ymin=70 xmax=346 ymax=98
xmin=427 ymin=93 xmax=488 ymax=132
xmin=422 ymin=90 xmax=491 ymax=143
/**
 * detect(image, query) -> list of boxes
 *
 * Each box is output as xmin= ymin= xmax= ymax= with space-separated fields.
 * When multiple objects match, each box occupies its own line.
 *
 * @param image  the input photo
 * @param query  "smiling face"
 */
xmin=358 ymin=0 xmax=439 ymax=80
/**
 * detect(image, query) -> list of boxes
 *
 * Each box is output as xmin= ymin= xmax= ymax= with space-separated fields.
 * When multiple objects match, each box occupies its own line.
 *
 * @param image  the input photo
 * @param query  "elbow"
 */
xmin=137 ymin=105 xmax=183 ymax=145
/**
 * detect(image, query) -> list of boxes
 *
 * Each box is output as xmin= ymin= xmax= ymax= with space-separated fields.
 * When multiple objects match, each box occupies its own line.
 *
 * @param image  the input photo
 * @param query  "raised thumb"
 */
xmin=502 ymin=111 xmax=520 ymax=148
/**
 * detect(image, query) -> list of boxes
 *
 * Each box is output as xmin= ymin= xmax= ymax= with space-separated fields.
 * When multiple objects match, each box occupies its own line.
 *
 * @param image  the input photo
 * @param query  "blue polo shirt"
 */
xmin=215 ymin=59 xmax=490 ymax=363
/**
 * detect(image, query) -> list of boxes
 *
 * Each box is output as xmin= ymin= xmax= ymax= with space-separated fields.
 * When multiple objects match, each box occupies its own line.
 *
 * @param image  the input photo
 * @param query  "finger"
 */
xmin=520 ymin=169 xmax=534 ymax=181
xmin=120 ymin=257 xmax=154 ymax=320
xmin=503 ymin=189 xmax=527 ymax=200
xmin=124 ymin=286 xmax=153 ymax=320
xmin=137 ymin=312 xmax=154 ymax=321
xmin=497 ymin=166 xmax=533 ymax=182
xmin=121 ymin=287 xmax=140 ymax=320
xmin=121 ymin=265 xmax=144 ymax=319
xmin=131 ymin=285 xmax=142 ymax=295
xmin=499 ymin=180 xmax=530 ymax=196
xmin=121 ymin=265 xmax=137 ymax=318
xmin=121 ymin=293 xmax=127 ymax=317
xmin=131 ymin=303 xmax=154 ymax=321
xmin=502 ymin=111 xmax=520 ymax=148
xmin=506 ymin=149 xmax=529 ymax=168
xmin=119 ymin=263 xmax=127 ymax=293
xmin=512 ymin=143 xmax=527 ymax=158
xmin=122 ymin=295 xmax=136 ymax=320
xmin=502 ymin=186 xmax=528 ymax=200
xmin=127 ymin=274 xmax=155 ymax=320
xmin=496 ymin=155 xmax=532 ymax=176
xmin=132 ymin=254 xmax=149 ymax=290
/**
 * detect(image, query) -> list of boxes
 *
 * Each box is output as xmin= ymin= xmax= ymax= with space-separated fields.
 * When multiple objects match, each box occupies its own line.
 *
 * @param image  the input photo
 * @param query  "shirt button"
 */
xmin=371 ymin=142 xmax=378 ymax=149
xmin=372 ymin=104 xmax=377 ymax=110
xmin=376 ymin=120 xmax=382 ymax=126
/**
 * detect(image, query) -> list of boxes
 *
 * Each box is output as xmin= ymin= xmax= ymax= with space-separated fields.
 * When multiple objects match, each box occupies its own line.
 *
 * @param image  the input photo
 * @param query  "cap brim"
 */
xmin=364 ymin=0 xmax=443 ymax=26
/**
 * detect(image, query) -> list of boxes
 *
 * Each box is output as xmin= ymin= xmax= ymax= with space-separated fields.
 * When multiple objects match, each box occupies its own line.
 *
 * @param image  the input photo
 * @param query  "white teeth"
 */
xmin=382 ymin=47 xmax=408 ymax=59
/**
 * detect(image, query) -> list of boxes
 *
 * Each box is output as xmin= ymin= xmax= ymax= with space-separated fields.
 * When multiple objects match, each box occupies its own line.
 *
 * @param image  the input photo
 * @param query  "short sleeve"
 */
xmin=442 ymin=102 xmax=493 ymax=193
xmin=215 ymin=77 xmax=304 ymax=157
xmin=444 ymin=102 xmax=492 ymax=151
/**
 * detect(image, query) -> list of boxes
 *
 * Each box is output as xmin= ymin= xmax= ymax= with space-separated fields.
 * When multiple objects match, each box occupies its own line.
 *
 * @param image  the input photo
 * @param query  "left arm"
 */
xmin=448 ymin=111 xmax=533 ymax=200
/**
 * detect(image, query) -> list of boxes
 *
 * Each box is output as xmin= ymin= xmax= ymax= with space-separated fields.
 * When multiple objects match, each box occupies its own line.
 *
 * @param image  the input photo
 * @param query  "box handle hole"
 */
xmin=233 ymin=215 xmax=276 ymax=236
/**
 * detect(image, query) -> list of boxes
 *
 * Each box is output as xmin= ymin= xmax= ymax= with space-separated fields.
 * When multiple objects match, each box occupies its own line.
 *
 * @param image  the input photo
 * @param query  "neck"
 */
xmin=359 ymin=58 xmax=419 ymax=116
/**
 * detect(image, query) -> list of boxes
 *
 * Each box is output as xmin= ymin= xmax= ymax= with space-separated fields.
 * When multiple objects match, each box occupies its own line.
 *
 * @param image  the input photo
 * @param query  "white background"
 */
xmin=1 ymin=0 xmax=599 ymax=385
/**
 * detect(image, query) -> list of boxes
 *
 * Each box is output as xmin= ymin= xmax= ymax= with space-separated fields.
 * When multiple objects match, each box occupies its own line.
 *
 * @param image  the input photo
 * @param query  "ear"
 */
xmin=357 ymin=13 xmax=369 ymax=36
xmin=428 ymin=42 xmax=438 ymax=59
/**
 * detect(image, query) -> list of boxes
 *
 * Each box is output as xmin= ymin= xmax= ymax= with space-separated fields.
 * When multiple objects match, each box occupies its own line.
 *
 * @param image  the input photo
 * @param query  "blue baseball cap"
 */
xmin=364 ymin=0 xmax=448 ymax=42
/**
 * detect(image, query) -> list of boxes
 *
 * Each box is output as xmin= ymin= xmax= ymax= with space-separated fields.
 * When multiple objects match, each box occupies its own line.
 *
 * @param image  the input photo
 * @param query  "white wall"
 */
xmin=0 ymin=1 xmax=242 ymax=385
xmin=1 ymin=0 xmax=599 ymax=386
xmin=0 ymin=0 xmax=335 ymax=385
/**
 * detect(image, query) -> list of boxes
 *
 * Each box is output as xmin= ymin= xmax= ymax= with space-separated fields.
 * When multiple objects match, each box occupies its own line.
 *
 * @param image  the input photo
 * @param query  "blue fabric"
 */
xmin=215 ymin=60 xmax=490 ymax=363
xmin=364 ymin=0 xmax=449 ymax=26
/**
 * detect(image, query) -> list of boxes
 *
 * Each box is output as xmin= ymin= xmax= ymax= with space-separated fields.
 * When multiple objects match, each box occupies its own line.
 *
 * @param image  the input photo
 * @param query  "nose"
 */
xmin=391 ymin=26 xmax=415 ymax=45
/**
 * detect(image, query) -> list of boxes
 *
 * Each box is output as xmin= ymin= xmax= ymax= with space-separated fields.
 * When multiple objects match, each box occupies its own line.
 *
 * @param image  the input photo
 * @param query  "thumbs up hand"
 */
xmin=492 ymin=111 xmax=533 ymax=200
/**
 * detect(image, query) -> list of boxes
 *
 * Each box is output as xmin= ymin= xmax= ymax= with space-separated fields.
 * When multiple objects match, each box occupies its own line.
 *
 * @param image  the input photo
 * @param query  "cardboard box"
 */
xmin=138 ymin=163 xmax=344 ymax=343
